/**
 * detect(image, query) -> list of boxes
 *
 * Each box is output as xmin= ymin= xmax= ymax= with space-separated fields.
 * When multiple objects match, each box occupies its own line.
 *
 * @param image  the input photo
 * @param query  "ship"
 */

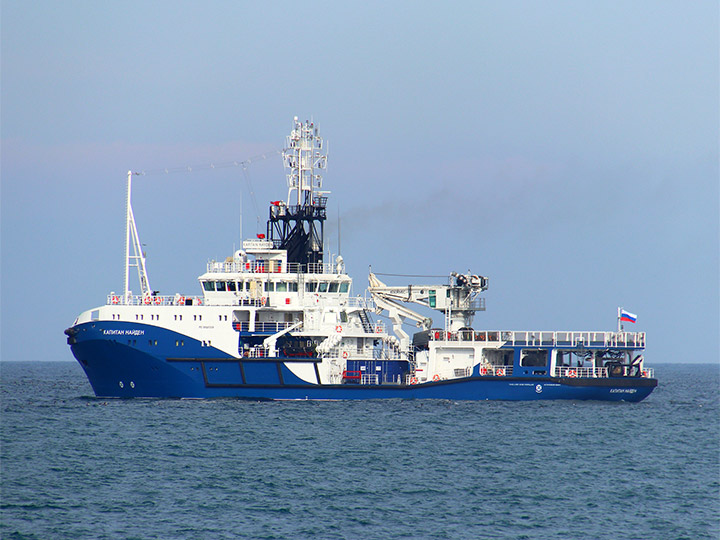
xmin=65 ymin=117 xmax=657 ymax=401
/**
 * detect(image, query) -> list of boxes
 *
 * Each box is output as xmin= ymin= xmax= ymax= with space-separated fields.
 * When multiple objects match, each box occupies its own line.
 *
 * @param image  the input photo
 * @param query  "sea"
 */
xmin=1 ymin=362 xmax=718 ymax=540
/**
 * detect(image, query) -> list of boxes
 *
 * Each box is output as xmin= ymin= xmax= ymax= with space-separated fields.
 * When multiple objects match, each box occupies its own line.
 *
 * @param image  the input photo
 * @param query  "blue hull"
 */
xmin=68 ymin=322 xmax=656 ymax=402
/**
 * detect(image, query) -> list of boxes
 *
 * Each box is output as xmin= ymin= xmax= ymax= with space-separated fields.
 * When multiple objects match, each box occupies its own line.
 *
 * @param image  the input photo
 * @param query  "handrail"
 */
xmin=428 ymin=329 xmax=646 ymax=348
xmin=206 ymin=260 xmax=341 ymax=275
xmin=476 ymin=365 xmax=514 ymax=377
xmin=232 ymin=321 xmax=297 ymax=333
xmin=346 ymin=296 xmax=373 ymax=309
xmin=551 ymin=366 xmax=654 ymax=379
xmin=241 ymin=347 xmax=268 ymax=358
xmin=107 ymin=294 xmax=278 ymax=308
xmin=107 ymin=294 xmax=203 ymax=306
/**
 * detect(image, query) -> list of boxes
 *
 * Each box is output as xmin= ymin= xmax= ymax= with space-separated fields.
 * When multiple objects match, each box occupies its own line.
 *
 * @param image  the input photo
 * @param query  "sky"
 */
xmin=2 ymin=1 xmax=718 ymax=364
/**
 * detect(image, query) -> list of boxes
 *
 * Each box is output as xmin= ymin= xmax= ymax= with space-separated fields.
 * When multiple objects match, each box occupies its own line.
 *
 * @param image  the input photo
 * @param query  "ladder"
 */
xmin=358 ymin=309 xmax=374 ymax=333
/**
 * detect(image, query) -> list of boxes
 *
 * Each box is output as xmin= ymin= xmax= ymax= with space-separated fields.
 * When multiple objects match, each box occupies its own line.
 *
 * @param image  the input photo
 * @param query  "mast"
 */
xmin=124 ymin=170 xmax=151 ymax=301
xmin=267 ymin=117 xmax=328 ymax=266
xmin=124 ymin=171 xmax=132 ymax=299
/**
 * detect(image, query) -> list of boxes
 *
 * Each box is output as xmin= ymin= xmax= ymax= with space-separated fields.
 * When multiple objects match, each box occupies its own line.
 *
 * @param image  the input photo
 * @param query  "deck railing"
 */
xmin=206 ymin=260 xmax=339 ymax=275
xmin=429 ymin=330 xmax=646 ymax=348
xmin=232 ymin=321 xmax=297 ymax=333
xmin=241 ymin=347 xmax=268 ymax=358
xmin=476 ymin=365 xmax=514 ymax=377
xmin=107 ymin=294 xmax=203 ymax=307
xmin=106 ymin=295 xmax=277 ymax=308
xmin=346 ymin=296 xmax=373 ymax=309
xmin=326 ymin=345 xmax=403 ymax=361
xmin=552 ymin=366 xmax=655 ymax=379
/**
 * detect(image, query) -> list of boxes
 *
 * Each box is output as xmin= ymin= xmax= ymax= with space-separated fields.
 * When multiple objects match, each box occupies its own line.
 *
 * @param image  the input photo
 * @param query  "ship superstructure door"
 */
xmin=517 ymin=349 xmax=549 ymax=376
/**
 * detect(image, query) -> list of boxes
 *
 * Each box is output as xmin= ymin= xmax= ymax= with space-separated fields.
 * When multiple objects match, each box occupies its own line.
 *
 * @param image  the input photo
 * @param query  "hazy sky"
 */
xmin=2 ymin=1 xmax=718 ymax=364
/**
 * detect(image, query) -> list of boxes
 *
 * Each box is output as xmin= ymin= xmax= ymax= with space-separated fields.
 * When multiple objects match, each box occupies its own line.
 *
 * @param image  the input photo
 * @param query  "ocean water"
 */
xmin=1 ymin=362 xmax=718 ymax=540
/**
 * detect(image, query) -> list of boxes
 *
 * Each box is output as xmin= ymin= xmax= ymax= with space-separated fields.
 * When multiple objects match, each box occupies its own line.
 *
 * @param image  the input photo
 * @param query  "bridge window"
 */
xmin=276 ymin=282 xmax=287 ymax=292
xmin=305 ymin=282 xmax=317 ymax=292
xmin=318 ymin=282 xmax=328 ymax=293
xmin=329 ymin=282 xmax=339 ymax=293
xmin=264 ymin=282 xmax=275 ymax=292
xmin=289 ymin=282 xmax=298 ymax=292
xmin=339 ymin=282 xmax=349 ymax=293
xmin=202 ymin=281 xmax=215 ymax=292
xmin=215 ymin=281 xmax=226 ymax=292
xmin=226 ymin=281 xmax=236 ymax=292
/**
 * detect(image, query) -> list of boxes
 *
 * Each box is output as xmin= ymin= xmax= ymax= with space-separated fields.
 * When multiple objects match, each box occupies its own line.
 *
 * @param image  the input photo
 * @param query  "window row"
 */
xmin=202 ymin=280 xmax=300 ymax=292
xmin=201 ymin=280 xmax=350 ymax=293
xmin=305 ymin=282 xmax=349 ymax=293
xmin=126 ymin=313 xmax=201 ymax=321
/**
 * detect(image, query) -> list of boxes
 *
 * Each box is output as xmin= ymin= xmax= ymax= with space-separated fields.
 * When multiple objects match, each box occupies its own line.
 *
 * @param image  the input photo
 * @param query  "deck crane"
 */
xmin=368 ymin=271 xmax=489 ymax=351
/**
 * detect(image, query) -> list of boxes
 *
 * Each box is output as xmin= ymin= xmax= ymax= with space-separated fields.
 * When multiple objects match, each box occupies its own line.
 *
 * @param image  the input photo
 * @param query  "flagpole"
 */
xmin=617 ymin=307 xmax=622 ymax=333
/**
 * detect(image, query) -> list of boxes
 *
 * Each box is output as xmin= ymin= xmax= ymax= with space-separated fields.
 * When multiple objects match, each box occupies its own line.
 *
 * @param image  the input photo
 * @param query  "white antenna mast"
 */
xmin=124 ymin=170 xmax=152 ymax=301
xmin=283 ymin=116 xmax=327 ymax=206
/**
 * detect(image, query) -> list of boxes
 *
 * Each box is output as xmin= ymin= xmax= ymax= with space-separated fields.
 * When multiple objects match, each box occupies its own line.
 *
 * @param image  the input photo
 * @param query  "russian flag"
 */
xmin=620 ymin=310 xmax=637 ymax=323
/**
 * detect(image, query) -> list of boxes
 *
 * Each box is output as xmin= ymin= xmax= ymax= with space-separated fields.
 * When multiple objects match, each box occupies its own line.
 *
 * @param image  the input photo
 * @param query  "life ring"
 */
xmin=336 ymin=325 xmax=342 ymax=333
xmin=177 ymin=296 xmax=185 ymax=305
xmin=342 ymin=351 xmax=348 ymax=359
xmin=111 ymin=295 xmax=120 ymax=304
xmin=497 ymin=368 xmax=506 ymax=377
xmin=409 ymin=377 xmax=418 ymax=385
xmin=434 ymin=331 xmax=440 ymax=340
xmin=567 ymin=369 xmax=577 ymax=378
xmin=642 ymin=369 xmax=648 ymax=377
xmin=480 ymin=367 xmax=488 ymax=376
xmin=154 ymin=296 xmax=162 ymax=305
xmin=260 ymin=296 xmax=267 ymax=306
xmin=432 ymin=374 xmax=440 ymax=382
xmin=143 ymin=296 xmax=152 ymax=305
xmin=196 ymin=298 xmax=202 ymax=305
xmin=375 ymin=326 xmax=382 ymax=333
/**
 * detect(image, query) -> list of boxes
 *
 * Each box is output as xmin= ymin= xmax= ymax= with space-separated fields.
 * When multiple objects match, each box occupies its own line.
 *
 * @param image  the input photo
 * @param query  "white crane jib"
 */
xmin=367 ymin=271 xmax=489 ymax=349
